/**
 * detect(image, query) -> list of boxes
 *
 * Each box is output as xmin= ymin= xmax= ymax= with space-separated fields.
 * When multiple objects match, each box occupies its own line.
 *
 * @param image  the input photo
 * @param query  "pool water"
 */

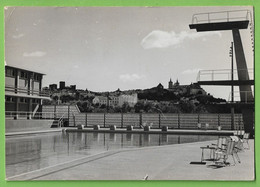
xmin=6 ymin=132 xmax=218 ymax=178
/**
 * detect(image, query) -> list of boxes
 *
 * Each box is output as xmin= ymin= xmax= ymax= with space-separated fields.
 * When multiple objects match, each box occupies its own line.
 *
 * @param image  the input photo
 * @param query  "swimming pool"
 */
xmin=6 ymin=132 xmax=219 ymax=178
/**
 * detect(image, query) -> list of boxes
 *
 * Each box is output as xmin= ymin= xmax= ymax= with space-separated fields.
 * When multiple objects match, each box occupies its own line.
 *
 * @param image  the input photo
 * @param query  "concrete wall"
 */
xmin=5 ymin=119 xmax=54 ymax=133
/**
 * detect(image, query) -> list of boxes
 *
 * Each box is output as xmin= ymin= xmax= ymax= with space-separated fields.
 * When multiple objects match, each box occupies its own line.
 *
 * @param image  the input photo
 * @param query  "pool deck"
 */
xmin=5 ymin=129 xmax=62 ymax=136
xmin=7 ymin=139 xmax=254 ymax=181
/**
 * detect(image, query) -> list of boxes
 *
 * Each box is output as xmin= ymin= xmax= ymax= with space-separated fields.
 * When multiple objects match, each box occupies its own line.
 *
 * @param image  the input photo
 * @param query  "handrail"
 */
xmin=5 ymin=111 xmax=66 ymax=119
xmin=58 ymin=113 xmax=66 ymax=127
xmin=197 ymin=69 xmax=254 ymax=82
xmin=74 ymin=105 xmax=81 ymax=113
xmin=192 ymin=10 xmax=252 ymax=24
xmin=228 ymin=91 xmax=254 ymax=103
xmin=5 ymin=85 xmax=50 ymax=97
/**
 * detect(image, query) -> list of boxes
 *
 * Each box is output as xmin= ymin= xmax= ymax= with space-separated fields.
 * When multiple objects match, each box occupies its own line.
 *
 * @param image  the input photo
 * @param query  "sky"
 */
xmin=4 ymin=6 xmax=254 ymax=100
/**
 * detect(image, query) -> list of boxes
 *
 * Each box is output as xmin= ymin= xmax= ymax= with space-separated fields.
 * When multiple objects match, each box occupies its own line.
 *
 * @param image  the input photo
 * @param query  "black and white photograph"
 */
xmin=4 ymin=6 xmax=254 ymax=180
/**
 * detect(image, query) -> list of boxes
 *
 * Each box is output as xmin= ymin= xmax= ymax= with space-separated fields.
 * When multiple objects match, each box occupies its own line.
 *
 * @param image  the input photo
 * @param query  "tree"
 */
xmin=179 ymin=100 xmax=195 ymax=113
xmin=134 ymin=101 xmax=145 ymax=113
xmin=121 ymin=102 xmax=131 ymax=113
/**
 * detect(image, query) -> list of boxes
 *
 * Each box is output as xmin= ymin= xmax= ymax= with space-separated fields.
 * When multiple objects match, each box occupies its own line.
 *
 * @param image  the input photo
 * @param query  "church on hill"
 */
xmin=168 ymin=78 xmax=206 ymax=95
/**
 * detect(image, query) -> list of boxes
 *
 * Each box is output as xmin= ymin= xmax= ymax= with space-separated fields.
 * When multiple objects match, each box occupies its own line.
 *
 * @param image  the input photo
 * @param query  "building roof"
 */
xmin=5 ymin=65 xmax=46 ymax=75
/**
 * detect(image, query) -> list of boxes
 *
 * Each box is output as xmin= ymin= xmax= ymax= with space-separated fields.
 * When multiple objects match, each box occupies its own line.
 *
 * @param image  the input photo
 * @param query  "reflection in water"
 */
xmin=126 ymin=133 xmax=132 ymax=142
xmin=161 ymin=134 xmax=168 ymax=143
xmin=6 ymin=132 xmax=218 ymax=178
xmin=110 ymin=133 xmax=116 ymax=142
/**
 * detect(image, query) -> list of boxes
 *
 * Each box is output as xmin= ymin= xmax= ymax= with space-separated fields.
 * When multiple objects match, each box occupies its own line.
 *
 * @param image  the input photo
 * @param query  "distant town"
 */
xmin=43 ymin=79 xmax=228 ymax=113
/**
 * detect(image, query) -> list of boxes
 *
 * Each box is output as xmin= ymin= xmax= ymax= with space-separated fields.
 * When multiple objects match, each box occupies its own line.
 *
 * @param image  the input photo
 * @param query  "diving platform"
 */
xmin=189 ymin=10 xmax=252 ymax=31
xmin=196 ymin=69 xmax=254 ymax=86
xmin=190 ymin=9 xmax=254 ymax=136
xmin=198 ymin=80 xmax=254 ymax=86
xmin=189 ymin=20 xmax=249 ymax=32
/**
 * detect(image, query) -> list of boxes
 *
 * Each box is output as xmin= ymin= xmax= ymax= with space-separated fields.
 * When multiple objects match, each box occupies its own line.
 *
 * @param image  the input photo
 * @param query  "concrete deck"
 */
xmin=7 ymin=139 xmax=254 ymax=181
xmin=5 ymin=129 xmax=62 ymax=136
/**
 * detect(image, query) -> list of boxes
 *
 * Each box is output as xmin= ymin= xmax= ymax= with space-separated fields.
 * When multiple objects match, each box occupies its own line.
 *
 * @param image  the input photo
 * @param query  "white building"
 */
xmin=92 ymin=93 xmax=138 ymax=107
xmin=118 ymin=93 xmax=138 ymax=107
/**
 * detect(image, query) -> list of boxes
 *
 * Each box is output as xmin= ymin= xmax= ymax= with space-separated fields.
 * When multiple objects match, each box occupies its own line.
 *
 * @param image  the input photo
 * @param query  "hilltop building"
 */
xmin=92 ymin=93 xmax=138 ymax=107
xmin=168 ymin=78 xmax=206 ymax=95
xmin=49 ymin=84 xmax=57 ymax=91
xmin=168 ymin=78 xmax=173 ymax=89
xmin=118 ymin=93 xmax=138 ymax=107
xmin=59 ymin=81 xmax=65 ymax=90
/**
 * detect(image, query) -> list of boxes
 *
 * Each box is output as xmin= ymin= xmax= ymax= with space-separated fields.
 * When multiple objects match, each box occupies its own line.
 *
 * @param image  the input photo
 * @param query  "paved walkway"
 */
xmin=7 ymin=139 xmax=254 ymax=181
xmin=5 ymin=129 xmax=62 ymax=136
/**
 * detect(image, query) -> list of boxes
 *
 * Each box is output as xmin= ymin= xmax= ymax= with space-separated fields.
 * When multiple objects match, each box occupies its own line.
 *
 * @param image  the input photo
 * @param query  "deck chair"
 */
xmin=241 ymin=133 xmax=250 ymax=150
xmin=211 ymin=137 xmax=227 ymax=150
xmin=200 ymin=137 xmax=227 ymax=162
xmin=211 ymin=137 xmax=227 ymax=161
xmin=214 ymin=137 xmax=240 ymax=166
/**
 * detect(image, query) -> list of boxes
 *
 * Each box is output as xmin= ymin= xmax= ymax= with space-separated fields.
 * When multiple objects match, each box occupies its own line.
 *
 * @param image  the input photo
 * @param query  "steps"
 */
xmin=51 ymin=120 xmax=59 ymax=128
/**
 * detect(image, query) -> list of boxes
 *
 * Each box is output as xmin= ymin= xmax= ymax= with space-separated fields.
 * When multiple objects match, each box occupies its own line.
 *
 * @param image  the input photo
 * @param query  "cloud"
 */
xmin=182 ymin=68 xmax=202 ymax=74
xmin=12 ymin=33 xmax=24 ymax=39
xmin=23 ymin=51 xmax=46 ymax=57
xmin=119 ymin=74 xmax=145 ymax=82
xmin=141 ymin=30 xmax=221 ymax=49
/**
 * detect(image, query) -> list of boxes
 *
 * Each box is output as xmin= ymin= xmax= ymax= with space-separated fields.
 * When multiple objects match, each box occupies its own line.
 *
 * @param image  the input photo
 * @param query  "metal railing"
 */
xmin=5 ymin=85 xmax=50 ymax=97
xmin=5 ymin=111 xmax=67 ymax=120
xmin=191 ymin=10 xmax=252 ymax=24
xmin=58 ymin=113 xmax=66 ymax=127
xmin=196 ymin=69 xmax=254 ymax=82
xmin=228 ymin=91 xmax=255 ymax=103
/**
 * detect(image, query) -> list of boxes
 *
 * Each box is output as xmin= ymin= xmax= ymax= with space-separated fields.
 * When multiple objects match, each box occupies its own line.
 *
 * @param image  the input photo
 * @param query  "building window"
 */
xmin=6 ymin=96 xmax=16 ymax=102
xmin=32 ymin=99 xmax=40 ymax=104
xmin=6 ymin=68 xmax=15 ymax=77
xmin=34 ymin=74 xmax=41 ymax=81
xmin=19 ymin=98 xmax=28 ymax=103
xmin=6 ymin=96 xmax=11 ymax=102
xmin=5 ymin=96 xmax=16 ymax=103
xmin=20 ymin=71 xmax=28 ymax=79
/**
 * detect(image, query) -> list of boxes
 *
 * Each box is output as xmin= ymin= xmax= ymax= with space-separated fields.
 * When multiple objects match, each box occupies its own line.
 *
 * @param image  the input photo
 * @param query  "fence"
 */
xmin=5 ymin=110 xmax=245 ymax=130
xmin=40 ymin=105 xmax=245 ymax=130
xmin=71 ymin=112 xmax=244 ymax=130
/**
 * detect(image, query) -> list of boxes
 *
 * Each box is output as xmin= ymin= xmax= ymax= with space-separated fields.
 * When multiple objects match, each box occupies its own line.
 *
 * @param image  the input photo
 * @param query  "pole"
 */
xmin=121 ymin=113 xmax=123 ymax=128
xmin=231 ymin=42 xmax=234 ymax=102
xmin=68 ymin=105 xmax=70 ymax=126
xmin=230 ymin=42 xmax=235 ymax=130
xmin=159 ymin=114 xmax=161 ymax=129
xmin=85 ymin=113 xmax=87 ymax=127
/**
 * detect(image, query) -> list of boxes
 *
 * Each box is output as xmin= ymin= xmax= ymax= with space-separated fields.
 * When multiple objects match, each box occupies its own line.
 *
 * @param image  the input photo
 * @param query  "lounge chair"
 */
xmin=241 ymin=133 xmax=250 ymax=150
xmin=214 ymin=137 xmax=240 ymax=166
xmin=200 ymin=137 xmax=226 ymax=162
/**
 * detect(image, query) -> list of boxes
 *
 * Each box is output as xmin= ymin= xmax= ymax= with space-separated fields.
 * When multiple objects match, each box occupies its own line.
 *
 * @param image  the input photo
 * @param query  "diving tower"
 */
xmin=190 ymin=10 xmax=254 ymax=136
